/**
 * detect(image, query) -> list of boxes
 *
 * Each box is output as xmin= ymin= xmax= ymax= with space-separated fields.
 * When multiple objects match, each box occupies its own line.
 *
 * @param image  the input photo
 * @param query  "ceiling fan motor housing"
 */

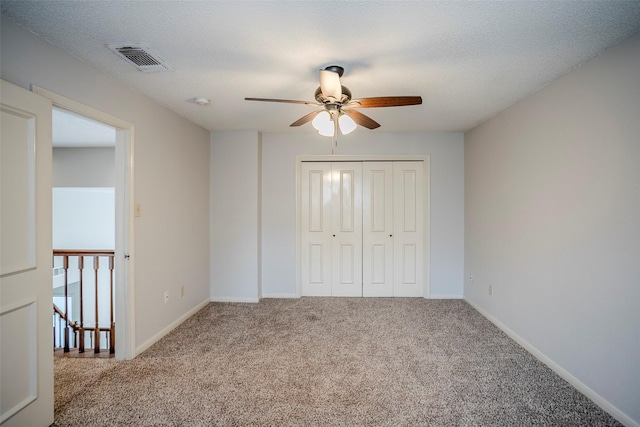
xmin=315 ymin=86 xmax=352 ymax=104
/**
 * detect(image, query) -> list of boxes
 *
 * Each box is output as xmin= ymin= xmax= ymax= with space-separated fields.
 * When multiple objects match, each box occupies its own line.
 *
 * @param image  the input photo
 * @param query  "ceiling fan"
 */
xmin=245 ymin=65 xmax=422 ymax=144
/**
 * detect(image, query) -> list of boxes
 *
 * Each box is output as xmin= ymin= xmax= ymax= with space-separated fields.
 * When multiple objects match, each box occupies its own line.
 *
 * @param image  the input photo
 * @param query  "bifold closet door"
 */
xmin=363 ymin=162 xmax=394 ymax=296
xmin=363 ymin=161 xmax=424 ymax=297
xmin=302 ymin=160 xmax=422 ymax=297
xmin=392 ymin=161 xmax=424 ymax=297
xmin=331 ymin=162 xmax=362 ymax=296
xmin=301 ymin=162 xmax=362 ymax=296
xmin=301 ymin=162 xmax=332 ymax=296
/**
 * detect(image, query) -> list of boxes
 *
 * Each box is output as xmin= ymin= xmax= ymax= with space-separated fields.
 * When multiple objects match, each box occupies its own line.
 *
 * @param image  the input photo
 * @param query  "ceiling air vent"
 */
xmin=108 ymin=44 xmax=174 ymax=72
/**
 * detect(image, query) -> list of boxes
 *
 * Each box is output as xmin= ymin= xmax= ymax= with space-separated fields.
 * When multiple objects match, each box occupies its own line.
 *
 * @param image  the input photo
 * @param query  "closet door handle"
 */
xmin=389 ymin=234 xmax=393 ymax=237
xmin=333 ymin=234 xmax=336 ymax=237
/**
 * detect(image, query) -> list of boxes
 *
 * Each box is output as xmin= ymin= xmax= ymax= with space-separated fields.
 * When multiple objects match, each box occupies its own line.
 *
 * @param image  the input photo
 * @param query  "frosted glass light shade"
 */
xmin=318 ymin=126 xmax=334 ymax=137
xmin=312 ymin=111 xmax=334 ymax=137
xmin=339 ymin=114 xmax=357 ymax=135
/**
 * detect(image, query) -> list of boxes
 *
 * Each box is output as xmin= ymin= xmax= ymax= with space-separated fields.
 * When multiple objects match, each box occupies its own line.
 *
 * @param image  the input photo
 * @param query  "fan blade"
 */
xmin=290 ymin=110 xmax=322 ymax=127
xmin=343 ymin=109 xmax=380 ymax=129
xmin=245 ymin=97 xmax=318 ymax=106
xmin=350 ymin=96 xmax=422 ymax=108
xmin=319 ymin=70 xmax=342 ymax=100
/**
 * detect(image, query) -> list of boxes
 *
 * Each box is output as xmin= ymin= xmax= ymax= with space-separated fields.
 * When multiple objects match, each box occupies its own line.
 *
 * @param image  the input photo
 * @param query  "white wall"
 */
xmin=213 ymin=130 xmax=464 ymax=299
xmin=464 ymin=33 xmax=640 ymax=426
xmin=52 ymin=188 xmax=115 ymax=250
xmin=1 ymin=17 xmax=211 ymax=353
xmin=210 ymin=131 xmax=262 ymax=302
xmin=53 ymin=147 xmax=115 ymax=187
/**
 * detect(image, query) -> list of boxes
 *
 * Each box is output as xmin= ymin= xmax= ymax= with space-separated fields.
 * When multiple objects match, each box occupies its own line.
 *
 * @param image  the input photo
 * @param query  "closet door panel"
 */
xmin=393 ymin=162 xmax=424 ymax=297
xmin=301 ymin=160 xmax=424 ymax=298
xmin=363 ymin=162 xmax=394 ymax=296
xmin=331 ymin=163 xmax=362 ymax=296
xmin=301 ymin=162 xmax=332 ymax=296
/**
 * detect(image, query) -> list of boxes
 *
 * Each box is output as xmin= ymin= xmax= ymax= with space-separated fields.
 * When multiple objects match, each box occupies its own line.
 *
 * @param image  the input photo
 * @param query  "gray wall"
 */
xmin=210 ymin=131 xmax=262 ymax=302
xmin=1 ymin=17 xmax=211 ymax=353
xmin=464 ymin=32 xmax=640 ymax=425
xmin=53 ymin=147 xmax=115 ymax=187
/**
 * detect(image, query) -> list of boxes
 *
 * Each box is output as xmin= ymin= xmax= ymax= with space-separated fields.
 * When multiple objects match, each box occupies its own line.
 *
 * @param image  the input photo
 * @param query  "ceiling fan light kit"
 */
xmin=339 ymin=114 xmax=357 ymax=135
xmin=312 ymin=111 xmax=333 ymax=136
xmin=245 ymin=65 xmax=422 ymax=150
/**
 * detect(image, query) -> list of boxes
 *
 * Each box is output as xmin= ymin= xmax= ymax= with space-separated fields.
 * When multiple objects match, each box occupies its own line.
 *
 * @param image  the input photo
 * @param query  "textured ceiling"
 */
xmin=3 ymin=1 xmax=640 ymax=134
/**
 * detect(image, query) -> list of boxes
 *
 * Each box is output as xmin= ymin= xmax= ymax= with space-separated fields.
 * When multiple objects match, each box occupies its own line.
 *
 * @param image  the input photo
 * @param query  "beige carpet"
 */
xmin=53 ymin=298 xmax=621 ymax=426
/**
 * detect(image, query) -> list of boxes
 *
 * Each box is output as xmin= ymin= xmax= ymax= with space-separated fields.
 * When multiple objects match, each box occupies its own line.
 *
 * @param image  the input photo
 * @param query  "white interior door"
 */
xmin=300 ymin=162 xmax=332 ymax=296
xmin=331 ymin=162 xmax=362 ymax=296
xmin=300 ymin=160 xmax=424 ymax=298
xmin=1 ymin=80 xmax=54 ymax=426
xmin=393 ymin=161 xmax=424 ymax=297
xmin=363 ymin=162 xmax=394 ymax=297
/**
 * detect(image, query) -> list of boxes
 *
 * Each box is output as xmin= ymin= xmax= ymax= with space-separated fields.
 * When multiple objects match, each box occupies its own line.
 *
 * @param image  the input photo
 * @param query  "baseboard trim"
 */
xmin=429 ymin=294 xmax=463 ymax=299
xmin=135 ymin=298 xmax=210 ymax=357
xmin=261 ymin=293 xmax=298 ymax=299
xmin=211 ymin=296 xmax=260 ymax=303
xmin=464 ymin=297 xmax=638 ymax=427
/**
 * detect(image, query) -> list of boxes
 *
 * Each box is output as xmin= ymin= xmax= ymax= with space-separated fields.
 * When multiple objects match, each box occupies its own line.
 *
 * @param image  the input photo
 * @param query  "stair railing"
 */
xmin=52 ymin=250 xmax=115 ymax=355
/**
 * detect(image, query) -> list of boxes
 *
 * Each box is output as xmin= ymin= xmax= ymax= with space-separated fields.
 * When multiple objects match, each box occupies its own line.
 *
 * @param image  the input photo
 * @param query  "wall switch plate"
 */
xmin=180 ymin=286 xmax=185 ymax=297
xmin=164 ymin=290 xmax=169 ymax=303
xmin=135 ymin=203 xmax=142 ymax=217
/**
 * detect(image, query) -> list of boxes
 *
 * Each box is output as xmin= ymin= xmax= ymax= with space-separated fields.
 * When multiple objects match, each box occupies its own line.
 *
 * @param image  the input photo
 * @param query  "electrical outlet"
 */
xmin=468 ymin=275 xmax=473 ymax=283
xmin=135 ymin=203 xmax=142 ymax=217
xmin=180 ymin=286 xmax=185 ymax=298
xmin=488 ymin=284 xmax=493 ymax=296
xmin=164 ymin=290 xmax=169 ymax=303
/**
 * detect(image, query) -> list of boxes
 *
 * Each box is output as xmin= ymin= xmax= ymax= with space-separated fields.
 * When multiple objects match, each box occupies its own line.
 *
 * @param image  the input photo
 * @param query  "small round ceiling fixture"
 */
xmin=194 ymin=97 xmax=210 ymax=106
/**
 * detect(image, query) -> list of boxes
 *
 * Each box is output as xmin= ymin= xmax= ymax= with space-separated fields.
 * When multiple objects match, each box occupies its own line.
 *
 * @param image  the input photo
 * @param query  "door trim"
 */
xmin=31 ymin=85 xmax=136 ymax=360
xmin=295 ymin=154 xmax=430 ymax=298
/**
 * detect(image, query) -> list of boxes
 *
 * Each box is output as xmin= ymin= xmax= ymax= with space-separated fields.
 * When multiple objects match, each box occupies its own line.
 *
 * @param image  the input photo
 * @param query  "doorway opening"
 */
xmin=34 ymin=85 xmax=136 ymax=361
xmin=52 ymin=107 xmax=116 ymax=357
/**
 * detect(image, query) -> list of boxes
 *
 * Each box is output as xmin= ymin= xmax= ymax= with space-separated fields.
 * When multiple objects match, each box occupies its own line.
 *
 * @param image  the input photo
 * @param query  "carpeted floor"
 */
xmin=53 ymin=298 xmax=621 ymax=426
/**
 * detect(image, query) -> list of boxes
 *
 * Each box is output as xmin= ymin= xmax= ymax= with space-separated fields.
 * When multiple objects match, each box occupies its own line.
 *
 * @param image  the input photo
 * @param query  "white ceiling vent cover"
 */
xmin=108 ymin=44 xmax=174 ymax=72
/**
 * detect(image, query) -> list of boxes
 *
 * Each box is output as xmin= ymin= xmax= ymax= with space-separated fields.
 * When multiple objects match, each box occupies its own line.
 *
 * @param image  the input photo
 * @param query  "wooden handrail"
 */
xmin=52 ymin=307 xmax=111 ymax=333
xmin=53 ymin=303 xmax=78 ymax=330
xmin=53 ymin=303 xmax=112 ymax=332
xmin=53 ymin=249 xmax=115 ymax=256
xmin=52 ymin=250 xmax=116 ymax=355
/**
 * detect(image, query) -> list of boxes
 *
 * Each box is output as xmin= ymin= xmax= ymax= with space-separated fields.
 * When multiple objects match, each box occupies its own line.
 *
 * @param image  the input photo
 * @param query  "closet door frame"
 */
xmin=296 ymin=154 xmax=430 ymax=298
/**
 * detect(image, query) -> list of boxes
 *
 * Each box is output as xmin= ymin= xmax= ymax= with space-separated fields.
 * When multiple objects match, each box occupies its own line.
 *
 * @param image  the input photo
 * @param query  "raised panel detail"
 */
xmin=340 ymin=244 xmax=354 ymax=284
xmin=371 ymin=244 xmax=386 ymax=284
xmin=340 ymin=171 xmax=354 ymax=232
xmin=402 ymin=244 xmax=417 ymax=284
xmin=371 ymin=170 xmax=386 ymax=232
xmin=1 ymin=300 xmax=38 ymax=423
xmin=308 ymin=170 xmax=324 ymax=232
xmin=403 ymin=170 xmax=417 ymax=232
xmin=308 ymin=244 xmax=324 ymax=283
xmin=1 ymin=106 xmax=36 ymax=276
